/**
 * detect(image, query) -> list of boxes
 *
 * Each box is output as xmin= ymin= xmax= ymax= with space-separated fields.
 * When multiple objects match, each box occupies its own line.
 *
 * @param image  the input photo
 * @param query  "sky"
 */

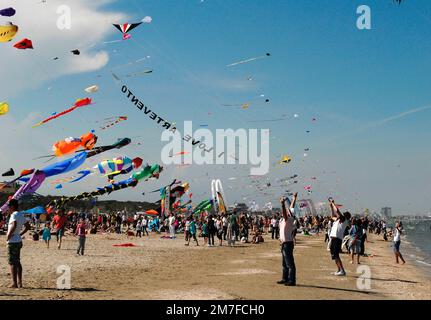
xmin=1 ymin=0 xmax=430 ymax=215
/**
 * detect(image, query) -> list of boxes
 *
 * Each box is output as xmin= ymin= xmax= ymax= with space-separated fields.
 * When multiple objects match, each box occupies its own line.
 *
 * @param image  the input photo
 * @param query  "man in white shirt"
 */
xmin=277 ymin=192 xmax=298 ymax=286
xmin=168 ymin=214 xmax=176 ymax=239
xmin=328 ymin=198 xmax=351 ymax=276
xmin=5 ymin=199 xmax=30 ymax=288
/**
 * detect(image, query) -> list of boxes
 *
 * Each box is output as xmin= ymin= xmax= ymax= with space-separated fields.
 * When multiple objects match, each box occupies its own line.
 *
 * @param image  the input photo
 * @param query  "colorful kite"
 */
xmin=113 ymin=22 xmax=142 ymax=40
xmin=52 ymin=132 xmax=98 ymax=157
xmin=46 ymin=164 xmax=163 ymax=207
xmin=0 ymin=102 xmax=9 ymax=115
xmin=279 ymin=155 xmax=291 ymax=164
xmin=33 ymin=98 xmax=92 ymax=127
xmin=0 ymin=22 xmax=18 ymax=42
xmin=13 ymin=38 xmax=33 ymax=49
xmin=95 ymin=156 xmax=143 ymax=180
xmin=0 ymin=7 xmax=16 ymax=17
xmin=100 ymin=116 xmax=127 ymax=130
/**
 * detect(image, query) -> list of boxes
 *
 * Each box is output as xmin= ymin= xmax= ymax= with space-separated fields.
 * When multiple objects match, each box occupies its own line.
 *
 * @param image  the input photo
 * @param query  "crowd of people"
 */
xmin=0 ymin=195 xmax=406 ymax=289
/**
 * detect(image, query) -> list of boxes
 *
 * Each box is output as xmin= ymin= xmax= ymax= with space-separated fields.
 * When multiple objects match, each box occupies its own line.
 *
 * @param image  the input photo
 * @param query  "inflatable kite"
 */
xmin=1 ymin=168 xmax=14 ymax=177
xmin=279 ymin=155 xmax=291 ymax=164
xmin=95 ymin=156 xmax=143 ymax=181
xmin=0 ymin=7 xmax=16 ymax=17
xmin=113 ymin=22 xmax=142 ymax=40
xmin=33 ymin=98 xmax=92 ymax=127
xmin=192 ymin=199 xmax=213 ymax=215
xmin=51 ymin=132 xmax=98 ymax=157
xmin=46 ymin=163 xmax=163 ymax=207
xmin=0 ymin=22 xmax=18 ymax=42
xmin=0 ymin=102 xmax=9 ymax=115
xmin=85 ymin=137 xmax=131 ymax=158
xmin=13 ymin=38 xmax=33 ymax=49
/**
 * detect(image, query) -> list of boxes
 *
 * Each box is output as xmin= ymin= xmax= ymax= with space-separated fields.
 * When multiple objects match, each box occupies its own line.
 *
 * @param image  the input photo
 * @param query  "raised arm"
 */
xmin=280 ymin=197 xmax=290 ymax=220
xmin=329 ymin=198 xmax=343 ymax=219
xmin=290 ymin=192 xmax=298 ymax=211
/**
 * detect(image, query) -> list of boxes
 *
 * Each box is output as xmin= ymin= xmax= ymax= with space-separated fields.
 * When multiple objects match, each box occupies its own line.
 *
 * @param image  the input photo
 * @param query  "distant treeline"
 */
xmin=0 ymin=193 xmax=159 ymax=213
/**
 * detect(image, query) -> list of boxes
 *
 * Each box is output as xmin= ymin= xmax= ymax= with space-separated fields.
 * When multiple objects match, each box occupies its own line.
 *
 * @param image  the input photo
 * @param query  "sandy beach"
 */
xmin=0 ymin=231 xmax=429 ymax=300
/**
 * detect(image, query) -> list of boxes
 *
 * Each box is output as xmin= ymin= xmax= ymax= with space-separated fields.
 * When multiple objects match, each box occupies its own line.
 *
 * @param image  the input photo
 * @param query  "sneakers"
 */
xmin=277 ymin=280 xmax=286 ymax=285
xmin=334 ymin=270 xmax=346 ymax=276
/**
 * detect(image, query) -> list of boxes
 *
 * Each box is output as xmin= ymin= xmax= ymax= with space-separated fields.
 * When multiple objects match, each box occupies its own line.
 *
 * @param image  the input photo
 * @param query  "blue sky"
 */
xmin=1 ymin=0 xmax=431 ymax=215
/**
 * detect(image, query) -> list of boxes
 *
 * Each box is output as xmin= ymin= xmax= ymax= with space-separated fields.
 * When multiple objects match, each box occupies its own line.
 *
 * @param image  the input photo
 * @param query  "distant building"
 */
xmin=381 ymin=207 xmax=392 ymax=219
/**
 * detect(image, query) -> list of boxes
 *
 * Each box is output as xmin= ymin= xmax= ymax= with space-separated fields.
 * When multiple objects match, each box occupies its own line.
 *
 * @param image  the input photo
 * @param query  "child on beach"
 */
xmin=42 ymin=222 xmax=51 ymax=249
xmin=187 ymin=217 xmax=199 ymax=246
xmin=75 ymin=218 xmax=87 ymax=256
xmin=348 ymin=218 xmax=362 ymax=264
xmin=136 ymin=220 xmax=142 ymax=238
xmin=202 ymin=219 xmax=209 ymax=246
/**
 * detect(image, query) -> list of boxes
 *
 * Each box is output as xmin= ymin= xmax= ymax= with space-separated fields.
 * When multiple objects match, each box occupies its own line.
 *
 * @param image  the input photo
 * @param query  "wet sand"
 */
xmin=0 ymin=231 xmax=429 ymax=300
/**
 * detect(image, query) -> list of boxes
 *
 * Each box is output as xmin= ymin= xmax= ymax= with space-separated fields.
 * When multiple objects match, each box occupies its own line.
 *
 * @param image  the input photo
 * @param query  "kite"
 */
xmin=71 ymin=49 xmax=80 ymax=55
xmin=0 ymin=22 xmax=18 ymax=42
xmin=100 ymin=116 xmax=127 ymax=130
xmin=142 ymin=16 xmax=152 ymax=23
xmin=124 ymin=69 xmax=153 ymax=78
xmin=85 ymin=137 xmax=131 ymax=158
xmin=33 ymin=98 xmax=92 ymax=127
xmin=69 ymin=170 xmax=92 ymax=183
xmin=247 ymin=115 xmax=289 ymax=123
xmin=0 ymin=102 xmax=9 ymax=115
xmin=55 ymin=184 xmax=63 ymax=189
xmin=46 ymin=163 xmax=163 ymax=207
xmin=145 ymin=209 xmax=158 ymax=215
xmin=227 ymin=53 xmax=271 ymax=67
xmin=279 ymin=155 xmax=291 ymax=164
xmin=95 ymin=156 xmax=143 ymax=180
xmin=0 ymin=7 xmax=16 ymax=17
xmin=304 ymin=148 xmax=310 ymax=152
xmin=169 ymin=151 xmax=189 ymax=157
xmin=113 ymin=243 xmax=137 ymax=247
xmin=85 ymin=85 xmax=99 ymax=93
xmin=13 ymin=38 xmax=33 ymax=49
xmin=192 ymin=199 xmax=213 ymax=215
xmin=113 ymin=22 xmax=142 ymax=40
xmin=52 ymin=132 xmax=98 ymax=157
xmin=1 ymin=168 xmax=14 ymax=177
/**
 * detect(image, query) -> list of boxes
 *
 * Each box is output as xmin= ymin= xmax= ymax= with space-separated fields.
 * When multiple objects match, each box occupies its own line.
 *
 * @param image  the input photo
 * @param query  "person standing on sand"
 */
xmin=328 ymin=198 xmax=351 ymax=276
xmin=348 ymin=217 xmax=362 ymax=264
xmin=187 ymin=216 xmax=199 ymax=246
xmin=390 ymin=222 xmax=406 ymax=264
xmin=75 ymin=218 xmax=87 ymax=256
xmin=277 ymin=193 xmax=298 ymax=286
xmin=5 ymin=199 xmax=30 ymax=288
xmin=52 ymin=208 xmax=68 ymax=250
xmin=42 ymin=222 xmax=51 ymax=249
xmin=215 ymin=215 xmax=223 ymax=246
xmin=168 ymin=213 xmax=176 ymax=239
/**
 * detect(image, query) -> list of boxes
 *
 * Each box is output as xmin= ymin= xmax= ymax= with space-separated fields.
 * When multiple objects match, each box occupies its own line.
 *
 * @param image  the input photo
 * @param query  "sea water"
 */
xmin=401 ymin=220 xmax=431 ymax=277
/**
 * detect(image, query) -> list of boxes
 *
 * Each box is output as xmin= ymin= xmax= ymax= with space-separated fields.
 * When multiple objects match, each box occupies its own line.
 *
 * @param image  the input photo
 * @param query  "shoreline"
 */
xmin=0 ymin=231 xmax=429 ymax=300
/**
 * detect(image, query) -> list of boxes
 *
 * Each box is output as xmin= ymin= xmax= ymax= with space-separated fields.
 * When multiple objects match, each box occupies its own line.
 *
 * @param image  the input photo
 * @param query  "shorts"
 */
xmin=330 ymin=237 xmax=342 ymax=260
xmin=216 ymin=230 xmax=223 ymax=240
xmin=394 ymin=241 xmax=401 ymax=253
xmin=8 ymin=242 xmax=23 ymax=265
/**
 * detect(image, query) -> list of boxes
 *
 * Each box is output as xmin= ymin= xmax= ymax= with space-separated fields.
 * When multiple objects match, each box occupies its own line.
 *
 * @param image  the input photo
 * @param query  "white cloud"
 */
xmin=0 ymin=0 xmax=127 ymax=98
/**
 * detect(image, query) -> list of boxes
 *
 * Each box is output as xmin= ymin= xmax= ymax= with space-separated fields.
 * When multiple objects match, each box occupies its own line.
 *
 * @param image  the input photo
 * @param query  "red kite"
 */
xmin=13 ymin=38 xmax=33 ymax=49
